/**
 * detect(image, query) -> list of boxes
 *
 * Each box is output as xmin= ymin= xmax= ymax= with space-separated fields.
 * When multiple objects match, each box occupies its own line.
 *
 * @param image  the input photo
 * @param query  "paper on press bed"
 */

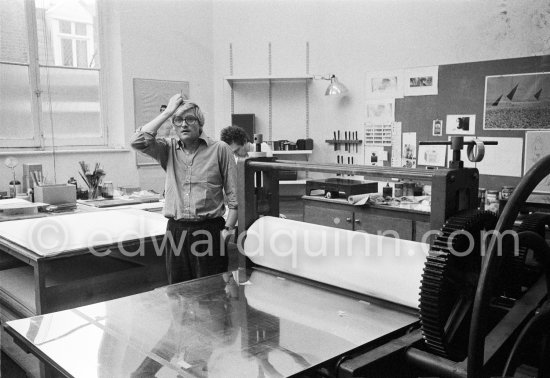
xmin=244 ymin=216 xmax=429 ymax=309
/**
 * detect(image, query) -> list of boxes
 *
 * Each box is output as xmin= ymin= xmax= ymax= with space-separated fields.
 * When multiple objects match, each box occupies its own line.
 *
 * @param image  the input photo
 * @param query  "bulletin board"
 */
xmin=395 ymin=54 xmax=550 ymax=190
xmin=133 ymin=78 xmax=190 ymax=166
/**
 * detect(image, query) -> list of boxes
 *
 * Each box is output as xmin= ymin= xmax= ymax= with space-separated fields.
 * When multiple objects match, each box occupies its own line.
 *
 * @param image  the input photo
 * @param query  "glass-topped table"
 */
xmin=4 ymin=268 xmax=418 ymax=377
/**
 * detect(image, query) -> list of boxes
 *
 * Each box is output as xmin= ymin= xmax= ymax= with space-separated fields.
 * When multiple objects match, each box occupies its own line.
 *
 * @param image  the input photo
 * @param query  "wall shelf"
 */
xmin=272 ymin=150 xmax=312 ymax=155
xmin=325 ymin=140 xmax=362 ymax=145
xmin=225 ymin=75 xmax=313 ymax=85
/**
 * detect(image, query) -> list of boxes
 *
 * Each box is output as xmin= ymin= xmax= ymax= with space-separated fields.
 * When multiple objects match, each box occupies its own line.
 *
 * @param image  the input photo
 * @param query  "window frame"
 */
xmin=0 ymin=0 xmax=106 ymax=149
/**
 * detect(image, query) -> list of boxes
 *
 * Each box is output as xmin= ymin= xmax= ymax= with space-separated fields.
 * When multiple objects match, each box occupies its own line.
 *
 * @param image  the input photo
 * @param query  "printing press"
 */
xmin=4 ymin=137 xmax=550 ymax=377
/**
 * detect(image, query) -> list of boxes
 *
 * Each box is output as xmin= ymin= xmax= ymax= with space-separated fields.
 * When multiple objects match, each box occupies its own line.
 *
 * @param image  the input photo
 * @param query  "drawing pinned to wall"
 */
xmin=365 ymin=70 xmax=404 ymax=99
xmin=432 ymin=119 xmax=443 ymax=136
xmin=365 ymin=146 xmax=387 ymax=166
xmin=366 ymin=99 xmax=395 ymax=123
xmin=525 ymin=131 xmax=550 ymax=192
xmin=402 ymin=132 xmax=417 ymax=168
xmin=404 ymin=66 xmax=439 ymax=96
xmin=418 ymin=145 xmax=446 ymax=167
xmin=483 ymin=72 xmax=550 ymax=130
xmin=446 ymin=114 xmax=476 ymax=135
xmin=133 ymin=78 xmax=190 ymax=166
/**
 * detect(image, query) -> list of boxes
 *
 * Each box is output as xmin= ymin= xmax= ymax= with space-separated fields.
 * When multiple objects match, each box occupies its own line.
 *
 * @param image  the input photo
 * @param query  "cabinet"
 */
xmin=303 ymin=197 xmax=430 ymax=242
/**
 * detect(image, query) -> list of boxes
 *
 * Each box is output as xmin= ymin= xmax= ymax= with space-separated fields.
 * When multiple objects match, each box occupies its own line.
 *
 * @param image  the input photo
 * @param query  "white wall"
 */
xmin=211 ymin=0 xmax=550 ymax=168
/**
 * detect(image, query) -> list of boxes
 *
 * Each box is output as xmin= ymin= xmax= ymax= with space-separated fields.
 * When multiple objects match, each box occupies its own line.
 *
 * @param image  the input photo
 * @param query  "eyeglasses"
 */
xmin=172 ymin=115 xmax=199 ymax=127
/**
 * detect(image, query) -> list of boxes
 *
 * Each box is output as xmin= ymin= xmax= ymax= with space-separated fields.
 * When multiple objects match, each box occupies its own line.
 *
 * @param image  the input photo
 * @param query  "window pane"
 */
xmin=75 ymin=22 xmax=87 ymax=36
xmin=59 ymin=20 xmax=71 ymax=34
xmin=76 ymin=40 xmax=87 ymax=68
xmin=0 ymin=0 xmax=29 ymax=63
xmin=0 ymin=64 xmax=34 ymax=140
xmin=40 ymin=67 xmax=102 ymax=141
xmin=36 ymin=0 xmax=99 ymax=68
xmin=61 ymin=39 xmax=73 ymax=66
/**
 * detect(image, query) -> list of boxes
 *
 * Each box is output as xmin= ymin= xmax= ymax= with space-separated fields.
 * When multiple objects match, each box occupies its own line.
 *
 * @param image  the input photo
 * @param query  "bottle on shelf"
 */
xmin=383 ymin=182 xmax=393 ymax=198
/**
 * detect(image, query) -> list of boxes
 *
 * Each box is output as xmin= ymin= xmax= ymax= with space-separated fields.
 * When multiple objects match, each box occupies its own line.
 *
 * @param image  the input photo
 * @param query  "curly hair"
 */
xmin=220 ymin=125 xmax=249 ymax=145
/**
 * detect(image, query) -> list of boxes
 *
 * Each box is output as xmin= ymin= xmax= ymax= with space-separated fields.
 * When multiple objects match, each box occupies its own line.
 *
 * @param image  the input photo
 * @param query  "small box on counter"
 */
xmin=22 ymin=163 xmax=43 ymax=191
xmin=118 ymin=186 xmax=141 ymax=196
xmin=34 ymin=184 xmax=76 ymax=205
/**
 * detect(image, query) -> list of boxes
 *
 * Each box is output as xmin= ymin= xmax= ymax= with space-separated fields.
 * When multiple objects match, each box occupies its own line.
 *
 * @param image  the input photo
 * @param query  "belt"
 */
xmin=169 ymin=216 xmax=223 ymax=225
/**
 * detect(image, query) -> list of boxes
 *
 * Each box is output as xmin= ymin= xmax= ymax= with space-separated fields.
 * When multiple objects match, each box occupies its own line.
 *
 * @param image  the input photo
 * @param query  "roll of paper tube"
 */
xmin=243 ymin=217 xmax=429 ymax=308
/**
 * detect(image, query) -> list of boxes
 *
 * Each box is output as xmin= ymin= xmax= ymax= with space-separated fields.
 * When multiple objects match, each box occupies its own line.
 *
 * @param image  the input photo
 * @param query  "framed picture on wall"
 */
xmin=365 ymin=70 xmax=404 ymax=99
xmin=133 ymin=78 xmax=190 ymax=166
xmin=403 ymin=66 xmax=438 ymax=96
xmin=483 ymin=72 xmax=550 ymax=130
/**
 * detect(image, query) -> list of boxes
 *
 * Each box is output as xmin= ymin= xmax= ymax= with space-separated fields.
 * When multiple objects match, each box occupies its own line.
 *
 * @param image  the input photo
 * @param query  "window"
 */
xmin=0 ymin=0 xmax=104 ymax=148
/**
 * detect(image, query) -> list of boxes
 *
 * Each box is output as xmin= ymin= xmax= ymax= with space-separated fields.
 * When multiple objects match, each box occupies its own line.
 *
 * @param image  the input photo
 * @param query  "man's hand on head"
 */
xmin=165 ymin=93 xmax=184 ymax=116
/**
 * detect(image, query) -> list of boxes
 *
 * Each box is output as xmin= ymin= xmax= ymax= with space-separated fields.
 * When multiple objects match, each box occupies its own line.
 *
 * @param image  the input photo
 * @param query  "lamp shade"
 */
xmin=325 ymin=75 xmax=349 ymax=96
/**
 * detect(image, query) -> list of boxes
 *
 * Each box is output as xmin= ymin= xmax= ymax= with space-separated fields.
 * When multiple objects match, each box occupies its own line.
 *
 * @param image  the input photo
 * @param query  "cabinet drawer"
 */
xmin=354 ymin=212 xmax=413 ymax=239
xmin=304 ymin=205 xmax=353 ymax=230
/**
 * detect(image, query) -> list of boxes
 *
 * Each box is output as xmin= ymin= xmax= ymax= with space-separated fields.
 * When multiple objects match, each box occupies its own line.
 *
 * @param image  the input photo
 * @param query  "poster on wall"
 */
xmin=402 ymin=132 xmax=417 ymax=168
xmin=133 ymin=78 xmax=190 ymax=166
xmin=365 ymin=146 xmax=387 ymax=166
xmin=432 ymin=119 xmax=443 ymax=136
xmin=418 ymin=145 xmax=446 ymax=167
xmin=446 ymin=114 xmax=476 ymax=135
xmin=403 ymin=66 xmax=438 ymax=96
xmin=365 ymin=70 xmax=404 ymax=99
xmin=366 ymin=99 xmax=395 ymax=123
xmin=365 ymin=123 xmax=393 ymax=145
xmin=483 ymin=72 xmax=550 ymax=130
xmin=446 ymin=137 xmax=523 ymax=177
xmin=525 ymin=131 xmax=550 ymax=192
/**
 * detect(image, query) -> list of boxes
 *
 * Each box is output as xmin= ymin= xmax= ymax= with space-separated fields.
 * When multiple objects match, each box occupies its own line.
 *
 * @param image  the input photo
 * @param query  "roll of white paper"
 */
xmin=244 ymin=216 xmax=429 ymax=308
xmin=347 ymin=193 xmax=371 ymax=205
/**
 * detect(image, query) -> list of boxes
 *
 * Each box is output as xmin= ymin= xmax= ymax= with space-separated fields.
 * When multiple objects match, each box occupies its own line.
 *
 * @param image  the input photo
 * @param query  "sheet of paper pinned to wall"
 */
xmin=446 ymin=114 xmax=476 ymax=135
xmin=525 ymin=131 xmax=550 ymax=192
xmin=402 ymin=132 xmax=417 ymax=168
xmin=366 ymin=99 xmax=395 ymax=124
xmin=418 ymin=145 xmax=447 ymax=167
xmin=446 ymin=136 xmax=523 ymax=177
xmin=365 ymin=146 xmax=387 ymax=166
xmin=391 ymin=122 xmax=402 ymax=167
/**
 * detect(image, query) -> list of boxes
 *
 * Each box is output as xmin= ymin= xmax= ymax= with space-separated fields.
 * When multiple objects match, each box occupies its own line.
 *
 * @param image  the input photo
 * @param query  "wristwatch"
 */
xmin=224 ymin=226 xmax=234 ymax=231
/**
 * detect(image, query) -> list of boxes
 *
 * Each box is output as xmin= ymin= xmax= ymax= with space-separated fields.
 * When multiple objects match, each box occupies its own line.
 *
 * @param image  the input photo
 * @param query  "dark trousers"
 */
xmin=165 ymin=217 xmax=227 ymax=284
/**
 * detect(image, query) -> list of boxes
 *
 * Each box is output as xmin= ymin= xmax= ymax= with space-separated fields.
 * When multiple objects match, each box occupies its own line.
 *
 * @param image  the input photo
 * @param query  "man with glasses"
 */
xmin=131 ymin=93 xmax=238 ymax=284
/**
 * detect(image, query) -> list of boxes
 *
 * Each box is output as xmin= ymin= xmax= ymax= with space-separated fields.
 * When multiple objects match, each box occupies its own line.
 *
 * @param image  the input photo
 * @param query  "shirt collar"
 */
xmin=176 ymin=131 xmax=213 ymax=150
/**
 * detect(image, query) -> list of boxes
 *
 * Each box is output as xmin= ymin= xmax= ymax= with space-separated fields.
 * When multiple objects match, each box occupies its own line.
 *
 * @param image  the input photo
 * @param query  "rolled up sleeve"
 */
xmin=130 ymin=129 xmax=169 ymax=168
xmin=220 ymin=145 xmax=238 ymax=210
